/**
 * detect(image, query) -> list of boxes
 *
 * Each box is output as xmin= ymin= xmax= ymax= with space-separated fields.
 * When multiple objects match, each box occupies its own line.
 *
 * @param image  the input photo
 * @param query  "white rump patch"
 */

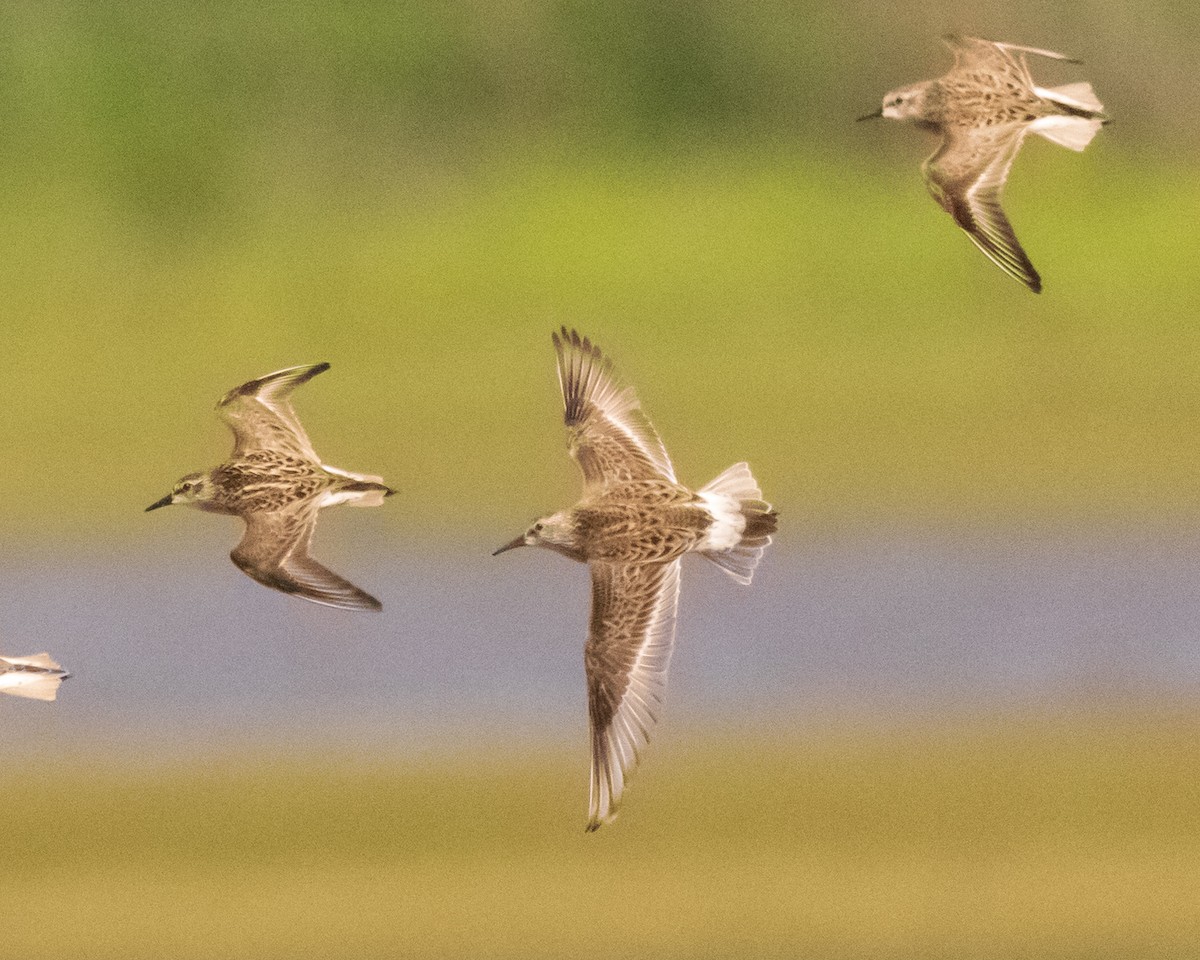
xmin=697 ymin=490 xmax=745 ymax=552
xmin=1030 ymin=115 xmax=1104 ymax=151
xmin=697 ymin=461 xmax=772 ymax=585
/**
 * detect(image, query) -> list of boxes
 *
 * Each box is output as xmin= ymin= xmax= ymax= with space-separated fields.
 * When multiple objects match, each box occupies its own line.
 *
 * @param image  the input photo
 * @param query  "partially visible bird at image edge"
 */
xmin=0 ymin=652 xmax=70 ymax=701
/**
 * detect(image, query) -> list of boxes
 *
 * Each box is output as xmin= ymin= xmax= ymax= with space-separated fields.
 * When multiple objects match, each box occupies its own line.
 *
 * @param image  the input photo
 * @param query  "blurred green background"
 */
xmin=4 ymin=2 xmax=1200 ymax=957
xmin=0 ymin=0 xmax=1195 ymax=537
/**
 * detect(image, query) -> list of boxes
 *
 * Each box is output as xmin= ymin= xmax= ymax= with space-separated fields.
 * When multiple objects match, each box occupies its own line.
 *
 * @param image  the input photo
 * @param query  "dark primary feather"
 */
xmin=923 ymin=124 xmax=1042 ymax=293
xmin=553 ymin=328 xmax=676 ymax=490
xmin=217 ymin=362 xmax=330 ymax=460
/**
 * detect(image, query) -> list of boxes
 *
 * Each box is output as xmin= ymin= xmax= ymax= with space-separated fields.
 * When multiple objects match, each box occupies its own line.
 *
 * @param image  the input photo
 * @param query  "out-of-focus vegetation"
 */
xmin=0 ymin=1 xmax=1194 ymax=537
xmin=3 ymin=711 xmax=1199 ymax=959
xmin=4 ymin=7 xmax=1199 ymax=959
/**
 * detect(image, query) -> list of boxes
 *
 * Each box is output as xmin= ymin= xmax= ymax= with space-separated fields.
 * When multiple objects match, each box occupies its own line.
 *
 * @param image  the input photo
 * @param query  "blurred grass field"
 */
xmin=6 ymin=148 xmax=1200 ymax=540
xmin=4 ymin=710 xmax=1199 ymax=959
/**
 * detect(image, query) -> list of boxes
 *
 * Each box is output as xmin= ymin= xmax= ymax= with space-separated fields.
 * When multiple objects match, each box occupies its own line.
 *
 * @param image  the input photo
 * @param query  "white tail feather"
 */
xmin=0 ymin=674 xmax=64 ymax=701
xmin=1031 ymin=115 xmax=1104 ymax=151
xmin=3 ymin=652 xmax=59 ymax=669
xmin=1 ymin=652 xmax=69 ymax=701
xmin=1036 ymin=81 xmax=1104 ymax=113
xmin=698 ymin=462 xmax=775 ymax=585
xmin=701 ymin=544 xmax=767 ymax=585
xmin=699 ymin=462 xmax=762 ymax=501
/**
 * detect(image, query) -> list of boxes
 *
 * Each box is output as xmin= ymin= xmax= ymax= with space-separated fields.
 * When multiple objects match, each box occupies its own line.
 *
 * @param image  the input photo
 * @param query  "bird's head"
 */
xmin=493 ymin=511 xmax=579 ymax=558
xmin=145 ymin=472 xmax=216 ymax=511
xmin=859 ymin=82 xmax=931 ymax=122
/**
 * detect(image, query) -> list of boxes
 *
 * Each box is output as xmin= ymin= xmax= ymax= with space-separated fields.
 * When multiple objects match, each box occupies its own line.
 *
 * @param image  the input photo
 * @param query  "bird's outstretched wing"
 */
xmin=230 ymin=500 xmax=382 ymax=612
xmin=553 ymin=328 xmax=675 ymax=491
xmin=942 ymin=34 xmax=1077 ymax=75
xmin=217 ymin=363 xmax=330 ymax=461
xmin=923 ymin=123 xmax=1042 ymax=292
xmin=584 ymin=559 xmax=681 ymax=831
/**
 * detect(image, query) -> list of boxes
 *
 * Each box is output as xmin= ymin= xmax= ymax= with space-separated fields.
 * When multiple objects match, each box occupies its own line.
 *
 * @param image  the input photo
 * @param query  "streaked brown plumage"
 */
xmin=495 ymin=328 xmax=778 ymax=830
xmin=860 ymin=34 xmax=1108 ymax=293
xmin=146 ymin=363 xmax=393 ymax=612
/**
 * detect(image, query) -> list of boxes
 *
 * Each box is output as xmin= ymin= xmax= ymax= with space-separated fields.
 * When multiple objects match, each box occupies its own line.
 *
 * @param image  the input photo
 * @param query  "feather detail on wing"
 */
xmin=230 ymin=502 xmax=382 ymax=612
xmin=942 ymin=35 xmax=1077 ymax=78
xmin=553 ymin=328 xmax=675 ymax=490
xmin=584 ymin=560 xmax=681 ymax=831
xmin=923 ymin=124 xmax=1042 ymax=293
xmin=217 ymin=363 xmax=330 ymax=460
xmin=992 ymin=39 xmax=1080 ymax=64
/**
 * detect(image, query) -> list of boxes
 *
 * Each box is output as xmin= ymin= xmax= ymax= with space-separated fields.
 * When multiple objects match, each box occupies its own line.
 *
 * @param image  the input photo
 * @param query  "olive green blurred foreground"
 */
xmin=4 ymin=710 xmax=1198 ymax=959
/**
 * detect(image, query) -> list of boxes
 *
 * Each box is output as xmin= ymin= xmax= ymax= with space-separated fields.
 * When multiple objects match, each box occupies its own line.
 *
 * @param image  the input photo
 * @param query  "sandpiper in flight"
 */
xmin=859 ymin=34 xmax=1107 ymax=293
xmin=494 ymin=329 xmax=778 ymax=830
xmin=0 ymin=653 xmax=70 ymax=701
xmin=147 ymin=363 xmax=393 ymax=612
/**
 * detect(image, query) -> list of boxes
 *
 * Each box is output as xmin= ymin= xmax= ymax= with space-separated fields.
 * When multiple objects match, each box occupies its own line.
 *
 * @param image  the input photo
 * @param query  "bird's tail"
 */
xmin=697 ymin=462 xmax=778 ymax=585
xmin=1032 ymin=82 xmax=1107 ymax=151
xmin=1038 ymin=81 xmax=1104 ymax=114
xmin=340 ymin=481 xmax=395 ymax=508
xmin=322 ymin=468 xmax=395 ymax=507
xmin=0 ymin=653 xmax=69 ymax=702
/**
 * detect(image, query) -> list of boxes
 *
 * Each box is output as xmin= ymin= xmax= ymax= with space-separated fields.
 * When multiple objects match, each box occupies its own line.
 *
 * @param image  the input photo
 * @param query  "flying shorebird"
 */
xmin=859 ymin=34 xmax=1108 ymax=293
xmin=494 ymin=329 xmax=778 ymax=831
xmin=0 ymin=653 xmax=70 ymax=701
xmin=146 ymin=363 xmax=393 ymax=612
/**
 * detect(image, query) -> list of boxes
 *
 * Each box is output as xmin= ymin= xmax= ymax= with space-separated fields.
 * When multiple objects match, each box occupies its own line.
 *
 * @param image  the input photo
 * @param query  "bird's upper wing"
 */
xmin=991 ymin=39 xmax=1080 ymax=64
xmin=922 ymin=123 xmax=1042 ymax=292
xmin=230 ymin=500 xmax=382 ymax=612
xmin=553 ymin=328 xmax=675 ymax=491
xmin=584 ymin=559 xmax=681 ymax=831
xmin=217 ymin=363 xmax=330 ymax=460
xmin=940 ymin=34 xmax=1036 ymax=88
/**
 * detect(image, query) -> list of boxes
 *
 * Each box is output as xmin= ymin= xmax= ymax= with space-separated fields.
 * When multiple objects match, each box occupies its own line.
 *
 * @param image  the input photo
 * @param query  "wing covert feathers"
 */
xmin=231 ymin=506 xmax=383 ymax=612
xmin=554 ymin=328 xmax=676 ymax=488
xmin=217 ymin=362 xmax=330 ymax=460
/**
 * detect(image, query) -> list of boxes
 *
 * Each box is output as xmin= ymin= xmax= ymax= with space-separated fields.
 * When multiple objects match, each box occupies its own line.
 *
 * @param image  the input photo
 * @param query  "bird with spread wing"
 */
xmin=859 ymin=34 xmax=1108 ymax=293
xmin=146 ymin=363 xmax=393 ymax=612
xmin=494 ymin=329 xmax=778 ymax=830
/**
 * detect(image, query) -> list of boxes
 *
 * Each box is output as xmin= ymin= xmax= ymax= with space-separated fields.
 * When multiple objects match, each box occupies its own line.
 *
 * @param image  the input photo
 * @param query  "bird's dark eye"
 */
xmin=180 ymin=482 xmax=193 ymax=492
xmin=534 ymin=522 xmax=543 ymax=532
